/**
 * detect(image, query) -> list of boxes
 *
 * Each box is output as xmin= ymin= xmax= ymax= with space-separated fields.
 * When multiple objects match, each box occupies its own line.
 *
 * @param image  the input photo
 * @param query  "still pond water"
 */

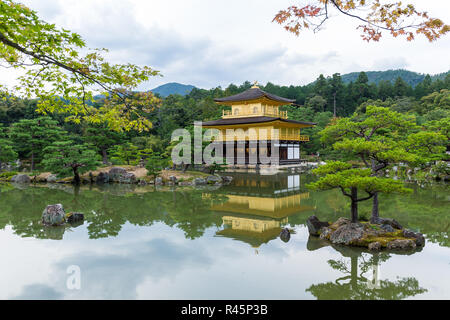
xmin=0 ymin=173 xmax=449 ymax=299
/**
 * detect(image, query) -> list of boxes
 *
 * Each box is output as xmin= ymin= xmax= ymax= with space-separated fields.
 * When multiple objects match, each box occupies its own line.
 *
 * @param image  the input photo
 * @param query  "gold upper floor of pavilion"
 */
xmin=215 ymin=84 xmax=293 ymax=119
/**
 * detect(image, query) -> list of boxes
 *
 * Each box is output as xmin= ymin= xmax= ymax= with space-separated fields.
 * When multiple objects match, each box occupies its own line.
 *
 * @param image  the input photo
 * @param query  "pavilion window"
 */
xmin=234 ymin=108 xmax=239 ymax=115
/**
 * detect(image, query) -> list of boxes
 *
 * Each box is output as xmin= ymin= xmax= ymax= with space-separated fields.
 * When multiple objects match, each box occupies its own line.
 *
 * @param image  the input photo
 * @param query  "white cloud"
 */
xmin=2 ymin=0 xmax=450 ymax=90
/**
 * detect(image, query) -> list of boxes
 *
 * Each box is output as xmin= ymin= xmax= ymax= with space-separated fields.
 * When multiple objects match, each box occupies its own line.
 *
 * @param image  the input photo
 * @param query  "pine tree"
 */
xmin=42 ymin=141 xmax=100 ymax=184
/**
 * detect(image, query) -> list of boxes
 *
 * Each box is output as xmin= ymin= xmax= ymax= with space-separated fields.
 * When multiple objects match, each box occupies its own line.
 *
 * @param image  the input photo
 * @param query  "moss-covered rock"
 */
xmin=307 ymin=215 xmax=424 ymax=251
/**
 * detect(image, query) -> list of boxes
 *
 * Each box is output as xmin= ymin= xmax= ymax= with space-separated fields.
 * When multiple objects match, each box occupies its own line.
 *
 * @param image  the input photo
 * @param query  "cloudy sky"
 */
xmin=4 ymin=0 xmax=450 ymax=90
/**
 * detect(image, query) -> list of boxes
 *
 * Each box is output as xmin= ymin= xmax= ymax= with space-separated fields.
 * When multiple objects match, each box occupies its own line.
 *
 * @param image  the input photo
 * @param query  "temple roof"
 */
xmin=214 ymin=87 xmax=295 ymax=104
xmin=202 ymin=116 xmax=316 ymax=127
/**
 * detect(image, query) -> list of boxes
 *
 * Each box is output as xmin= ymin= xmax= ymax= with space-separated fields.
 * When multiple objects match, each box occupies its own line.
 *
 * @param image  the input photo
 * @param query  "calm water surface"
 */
xmin=0 ymin=173 xmax=449 ymax=299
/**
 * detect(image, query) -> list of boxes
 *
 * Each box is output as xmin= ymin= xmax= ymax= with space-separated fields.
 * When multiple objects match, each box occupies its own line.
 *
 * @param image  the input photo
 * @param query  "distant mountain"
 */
xmin=150 ymin=82 xmax=196 ymax=97
xmin=340 ymin=69 xmax=450 ymax=87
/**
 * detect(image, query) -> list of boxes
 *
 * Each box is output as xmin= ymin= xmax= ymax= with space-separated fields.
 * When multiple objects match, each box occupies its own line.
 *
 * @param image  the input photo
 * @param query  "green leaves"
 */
xmin=0 ymin=0 xmax=161 ymax=131
xmin=41 ymin=140 xmax=100 ymax=179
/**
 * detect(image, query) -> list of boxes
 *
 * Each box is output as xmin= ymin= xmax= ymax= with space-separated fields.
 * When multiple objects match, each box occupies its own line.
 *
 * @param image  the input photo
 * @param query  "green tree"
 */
xmin=0 ymin=0 xmax=160 ymax=131
xmin=393 ymin=76 xmax=411 ymax=96
xmin=42 ymin=141 xmax=100 ymax=184
xmin=145 ymin=152 xmax=168 ymax=180
xmin=307 ymin=161 xmax=410 ymax=222
xmin=8 ymin=116 xmax=64 ymax=170
xmin=109 ymin=142 xmax=140 ymax=165
xmin=0 ymin=124 xmax=17 ymax=170
xmin=319 ymin=106 xmax=446 ymax=222
xmin=82 ymin=124 xmax=125 ymax=164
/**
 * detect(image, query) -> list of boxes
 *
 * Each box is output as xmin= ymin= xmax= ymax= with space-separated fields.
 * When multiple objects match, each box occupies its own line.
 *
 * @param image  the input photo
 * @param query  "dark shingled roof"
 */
xmin=202 ymin=116 xmax=316 ymax=127
xmin=214 ymin=87 xmax=295 ymax=104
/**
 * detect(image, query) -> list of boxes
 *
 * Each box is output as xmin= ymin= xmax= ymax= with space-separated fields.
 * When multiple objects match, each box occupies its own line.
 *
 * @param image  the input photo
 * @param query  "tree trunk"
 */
xmin=31 ymin=151 xmax=35 ymax=171
xmin=351 ymin=187 xmax=358 ymax=223
xmin=370 ymin=159 xmax=380 ymax=221
xmin=73 ymin=167 xmax=80 ymax=185
xmin=371 ymin=192 xmax=379 ymax=222
xmin=101 ymin=148 xmax=108 ymax=164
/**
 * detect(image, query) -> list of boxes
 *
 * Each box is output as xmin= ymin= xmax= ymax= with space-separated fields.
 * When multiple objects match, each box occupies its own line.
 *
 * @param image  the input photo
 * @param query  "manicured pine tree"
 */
xmin=82 ymin=124 xmax=125 ymax=164
xmin=8 ymin=117 xmax=64 ymax=170
xmin=306 ymin=161 xmax=411 ymax=222
xmin=319 ymin=105 xmax=446 ymax=222
xmin=42 ymin=140 xmax=100 ymax=184
xmin=0 ymin=124 xmax=17 ymax=170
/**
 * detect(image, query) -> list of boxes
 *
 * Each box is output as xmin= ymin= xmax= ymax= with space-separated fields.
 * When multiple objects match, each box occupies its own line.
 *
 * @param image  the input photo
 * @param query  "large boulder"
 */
xmin=279 ymin=228 xmax=290 ymax=243
xmin=42 ymin=204 xmax=66 ymax=226
xmin=96 ymin=172 xmax=109 ymax=184
xmin=330 ymin=223 xmax=364 ymax=245
xmin=403 ymin=229 xmax=425 ymax=247
xmin=108 ymin=167 xmax=127 ymax=182
xmin=206 ymin=175 xmax=221 ymax=184
xmin=193 ymin=178 xmax=207 ymax=186
xmin=306 ymin=215 xmax=330 ymax=236
xmin=11 ymin=174 xmax=31 ymax=183
xmin=387 ymin=239 xmax=416 ymax=250
xmin=46 ymin=174 xmax=58 ymax=183
xmin=108 ymin=167 xmax=136 ymax=183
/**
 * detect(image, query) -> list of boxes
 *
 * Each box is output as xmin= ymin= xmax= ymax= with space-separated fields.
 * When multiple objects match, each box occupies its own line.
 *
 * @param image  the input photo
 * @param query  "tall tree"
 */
xmin=9 ymin=116 xmax=64 ymax=170
xmin=307 ymin=161 xmax=410 ymax=222
xmin=0 ymin=0 xmax=160 ymax=131
xmin=0 ymin=124 xmax=17 ymax=170
xmin=320 ymin=105 xmax=446 ymax=222
xmin=82 ymin=124 xmax=125 ymax=164
xmin=42 ymin=141 xmax=100 ymax=184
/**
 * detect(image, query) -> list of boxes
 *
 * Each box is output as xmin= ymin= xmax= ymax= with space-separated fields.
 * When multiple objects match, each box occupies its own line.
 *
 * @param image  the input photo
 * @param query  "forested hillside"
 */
xmin=340 ymin=69 xmax=450 ymax=87
xmin=1 ymin=71 xmax=449 ymax=174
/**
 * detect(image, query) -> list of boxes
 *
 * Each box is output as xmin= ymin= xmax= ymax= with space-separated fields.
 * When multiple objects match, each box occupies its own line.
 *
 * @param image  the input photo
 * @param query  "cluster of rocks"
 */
xmin=42 ymin=204 xmax=84 ymax=226
xmin=306 ymin=215 xmax=425 ymax=251
xmin=8 ymin=167 xmax=233 ymax=187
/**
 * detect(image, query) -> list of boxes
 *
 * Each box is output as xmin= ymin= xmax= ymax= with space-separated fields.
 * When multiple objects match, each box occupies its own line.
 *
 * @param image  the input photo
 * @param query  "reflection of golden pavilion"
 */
xmin=205 ymin=173 xmax=315 ymax=247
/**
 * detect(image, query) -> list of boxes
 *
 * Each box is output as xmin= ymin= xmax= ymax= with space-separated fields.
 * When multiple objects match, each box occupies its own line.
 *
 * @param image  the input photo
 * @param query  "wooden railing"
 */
xmin=222 ymin=109 xmax=288 ymax=119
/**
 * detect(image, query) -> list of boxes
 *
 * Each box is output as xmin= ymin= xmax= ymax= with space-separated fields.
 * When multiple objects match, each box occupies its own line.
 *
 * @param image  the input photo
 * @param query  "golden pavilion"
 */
xmin=202 ymin=83 xmax=316 ymax=166
xmin=204 ymin=173 xmax=315 ymax=248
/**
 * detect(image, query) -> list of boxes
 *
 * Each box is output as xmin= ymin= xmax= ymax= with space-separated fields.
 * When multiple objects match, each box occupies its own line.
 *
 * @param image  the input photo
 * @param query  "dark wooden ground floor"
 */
xmin=212 ymin=140 xmax=303 ymax=165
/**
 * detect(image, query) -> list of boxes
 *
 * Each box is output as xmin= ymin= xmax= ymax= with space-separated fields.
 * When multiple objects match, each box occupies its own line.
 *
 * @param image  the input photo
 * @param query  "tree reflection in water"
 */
xmin=306 ymin=236 xmax=427 ymax=299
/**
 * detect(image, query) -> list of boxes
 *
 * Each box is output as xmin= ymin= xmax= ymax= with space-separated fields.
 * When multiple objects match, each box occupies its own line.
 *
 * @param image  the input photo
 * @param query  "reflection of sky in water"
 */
xmin=1 ymin=174 xmax=449 ymax=299
xmin=1 ymin=221 xmax=449 ymax=299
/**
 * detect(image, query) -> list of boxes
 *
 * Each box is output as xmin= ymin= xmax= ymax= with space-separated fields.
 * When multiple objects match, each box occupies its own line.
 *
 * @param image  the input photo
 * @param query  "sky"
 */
xmin=2 ymin=0 xmax=450 ymax=90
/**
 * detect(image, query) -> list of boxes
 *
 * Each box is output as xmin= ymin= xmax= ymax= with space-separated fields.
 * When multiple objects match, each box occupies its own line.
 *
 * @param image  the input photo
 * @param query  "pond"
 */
xmin=0 ymin=173 xmax=449 ymax=299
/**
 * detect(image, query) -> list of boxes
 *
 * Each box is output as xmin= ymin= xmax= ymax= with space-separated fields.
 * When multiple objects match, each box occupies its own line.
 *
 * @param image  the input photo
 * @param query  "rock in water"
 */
xmin=403 ymin=229 xmax=425 ymax=247
xmin=66 ymin=212 xmax=84 ymax=224
xmin=368 ymin=242 xmax=382 ymax=251
xmin=11 ymin=174 xmax=31 ymax=183
xmin=42 ymin=204 xmax=66 ymax=226
xmin=306 ymin=216 xmax=330 ymax=236
xmin=280 ymin=228 xmax=290 ymax=242
xmin=330 ymin=223 xmax=364 ymax=245
xmin=96 ymin=172 xmax=109 ymax=184
xmin=387 ymin=239 xmax=416 ymax=250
